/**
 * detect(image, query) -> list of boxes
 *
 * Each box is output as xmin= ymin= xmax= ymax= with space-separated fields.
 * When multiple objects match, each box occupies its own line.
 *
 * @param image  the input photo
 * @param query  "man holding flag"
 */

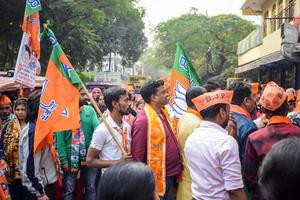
xmin=17 ymin=2 xmax=59 ymax=200
xmin=169 ymin=42 xmax=202 ymax=119
xmin=19 ymin=23 xmax=86 ymax=200
xmin=33 ymin=27 xmax=82 ymax=155
xmin=19 ymin=91 xmax=58 ymax=200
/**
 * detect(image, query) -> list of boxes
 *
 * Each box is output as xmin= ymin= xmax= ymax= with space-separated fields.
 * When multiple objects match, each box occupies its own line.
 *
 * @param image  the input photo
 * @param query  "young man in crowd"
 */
xmin=229 ymin=82 xmax=258 ymax=164
xmin=19 ymin=91 xmax=58 ymax=200
xmin=131 ymin=79 xmax=182 ymax=200
xmin=244 ymin=81 xmax=300 ymax=200
xmin=55 ymin=88 xmax=99 ymax=200
xmin=86 ymin=87 xmax=132 ymax=170
xmin=185 ymin=90 xmax=247 ymax=200
xmin=176 ymin=86 xmax=206 ymax=200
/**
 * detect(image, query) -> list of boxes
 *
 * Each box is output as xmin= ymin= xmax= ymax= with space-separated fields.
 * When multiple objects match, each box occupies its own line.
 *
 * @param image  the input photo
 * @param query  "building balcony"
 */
xmin=236 ymin=0 xmax=297 ymax=73
xmin=237 ymin=28 xmax=281 ymax=69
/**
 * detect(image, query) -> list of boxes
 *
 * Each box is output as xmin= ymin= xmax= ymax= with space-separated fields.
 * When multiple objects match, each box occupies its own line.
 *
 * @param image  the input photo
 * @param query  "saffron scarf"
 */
xmin=230 ymin=104 xmax=251 ymax=120
xmin=113 ymin=125 xmax=130 ymax=154
xmin=268 ymin=116 xmax=292 ymax=126
xmin=144 ymin=103 xmax=175 ymax=196
xmin=122 ymin=128 xmax=129 ymax=153
xmin=70 ymin=120 xmax=86 ymax=173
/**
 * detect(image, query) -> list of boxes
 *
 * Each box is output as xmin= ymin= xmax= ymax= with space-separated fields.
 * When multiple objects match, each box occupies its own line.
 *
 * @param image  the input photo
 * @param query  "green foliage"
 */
xmin=142 ymin=11 xmax=255 ymax=83
xmin=78 ymin=71 xmax=95 ymax=82
xmin=0 ymin=0 xmax=147 ymax=72
xmin=0 ymin=0 xmax=24 ymax=70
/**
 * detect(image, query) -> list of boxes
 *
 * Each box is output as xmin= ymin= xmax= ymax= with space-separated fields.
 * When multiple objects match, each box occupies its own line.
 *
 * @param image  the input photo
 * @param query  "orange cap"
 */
xmin=192 ymin=90 xmax=233 ymax=112
xmin=259 ymin=81 xmax=287 ymax=111
xmin=251 ymin=83 xmax=259 ymax=95
xmin=0 ymin=95 xmax=11 ymax=105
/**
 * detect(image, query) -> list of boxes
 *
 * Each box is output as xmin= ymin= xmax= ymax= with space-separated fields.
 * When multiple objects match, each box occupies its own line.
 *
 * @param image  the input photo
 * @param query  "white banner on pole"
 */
xmin=14 ymin=33 xmax=40 ymax=88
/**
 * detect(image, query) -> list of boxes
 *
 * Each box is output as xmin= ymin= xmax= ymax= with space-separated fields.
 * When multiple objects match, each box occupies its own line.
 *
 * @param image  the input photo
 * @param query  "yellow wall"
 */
xmin=238 ymin=0 xmax=300 ymax=66
xmin=238 ymin=29 xmax=281 ymax=66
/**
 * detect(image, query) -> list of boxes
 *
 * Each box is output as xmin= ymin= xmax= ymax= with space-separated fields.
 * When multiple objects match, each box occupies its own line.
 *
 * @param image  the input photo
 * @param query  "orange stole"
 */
xmin=144 ymin=103 xmax=175 ymax=196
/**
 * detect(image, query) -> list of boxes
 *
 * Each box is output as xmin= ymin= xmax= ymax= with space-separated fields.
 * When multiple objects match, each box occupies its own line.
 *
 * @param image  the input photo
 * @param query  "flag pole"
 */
xmin=81 ymin=83 xmax=127 ymax=155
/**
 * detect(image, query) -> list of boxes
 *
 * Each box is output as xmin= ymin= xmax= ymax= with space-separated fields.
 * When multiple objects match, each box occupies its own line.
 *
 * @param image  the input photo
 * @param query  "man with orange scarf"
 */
xmin=244 ymin=81 xmax=300 ymax=200
xmin=176 ymin=86 xmax=206 ymax=200
xmin=131 ymin=79 xmax=182 ymax=200
xmin=228 ymin=82 xmax=259 ymax=165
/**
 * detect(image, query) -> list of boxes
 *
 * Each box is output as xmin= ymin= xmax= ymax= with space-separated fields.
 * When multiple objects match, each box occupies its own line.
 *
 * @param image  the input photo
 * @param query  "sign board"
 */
xmin=14 ymin=33 xmax=40 ymax=88
xmin=95 ymin=72 xmax=125 ymax=85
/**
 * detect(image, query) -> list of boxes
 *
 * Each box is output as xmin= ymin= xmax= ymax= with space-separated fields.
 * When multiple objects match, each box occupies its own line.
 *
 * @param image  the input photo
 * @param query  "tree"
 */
xmin=142 ymin=11 xmax=255 ymax=84
xmin=0 ymin=0 xmax=147 ymax=72
xmin=0 ymin=0 xmax=24 ymax=69
xmin=98 ymin=2 xmax=147 ymax=69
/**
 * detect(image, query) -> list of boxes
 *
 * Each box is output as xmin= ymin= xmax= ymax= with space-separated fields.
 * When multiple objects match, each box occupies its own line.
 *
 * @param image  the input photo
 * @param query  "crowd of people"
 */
xmin=1 ymin=78 xmax=300 ymax=200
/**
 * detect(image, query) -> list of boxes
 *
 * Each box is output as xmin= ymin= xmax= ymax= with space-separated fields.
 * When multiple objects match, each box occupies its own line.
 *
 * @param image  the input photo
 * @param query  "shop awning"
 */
xmin=0 ymin=76 xmax=45 ymax=92
xmin=235 ymin=51 xmax=285 ymax=74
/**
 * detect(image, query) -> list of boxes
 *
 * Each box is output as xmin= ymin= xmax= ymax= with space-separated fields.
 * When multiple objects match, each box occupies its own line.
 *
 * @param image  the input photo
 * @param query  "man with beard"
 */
xmin=55 ymin=88 xmax=99 ymax=200
xmin=131 ymin=80 xmax=182 ymax=200
xmin=228 ymin=82 xmax=258 ymax=164
xmin=86 ymin=87 xmax=132 ymax=171
xmin=185 ymin=90 xmax=246 ymax=200
xmin=0 ymin=95 xmax=13 ymax=131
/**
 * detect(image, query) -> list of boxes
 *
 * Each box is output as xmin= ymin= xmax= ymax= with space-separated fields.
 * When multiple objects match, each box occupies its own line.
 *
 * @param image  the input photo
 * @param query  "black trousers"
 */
xmin=9 ymin=179 xmax=56 ymax=200
xmin=9 ymin=179 xmax=34 ymax=200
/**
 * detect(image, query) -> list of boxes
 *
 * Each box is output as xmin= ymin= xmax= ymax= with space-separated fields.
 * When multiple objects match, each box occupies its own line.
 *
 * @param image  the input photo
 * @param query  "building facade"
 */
xmin=236 ymin=0 xmax=300 ymax=89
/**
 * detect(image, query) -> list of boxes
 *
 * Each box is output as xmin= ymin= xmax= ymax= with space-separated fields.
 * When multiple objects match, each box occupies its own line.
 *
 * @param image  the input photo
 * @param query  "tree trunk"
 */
xmin=108 ymin=50 xmax=112 ymax=71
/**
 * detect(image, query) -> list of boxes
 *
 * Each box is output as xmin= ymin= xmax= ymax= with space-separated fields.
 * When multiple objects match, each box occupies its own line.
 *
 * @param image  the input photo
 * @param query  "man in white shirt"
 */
xmin=184 ymin=90 xmax=246 ymax=200
xmin=86 ymin=87 xmax=132 ymax=170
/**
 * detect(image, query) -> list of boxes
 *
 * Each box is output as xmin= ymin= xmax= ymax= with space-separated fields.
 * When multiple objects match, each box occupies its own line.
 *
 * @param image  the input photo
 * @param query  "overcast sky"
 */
xmin=137 ymin=0 xmax=260 ymax=44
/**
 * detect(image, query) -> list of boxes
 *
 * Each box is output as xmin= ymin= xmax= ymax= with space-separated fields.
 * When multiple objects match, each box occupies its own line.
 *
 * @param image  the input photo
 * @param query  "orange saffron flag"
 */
xmin=169 ymin=43 xmax=202 ymax=119
xmin=22 ymin=1 xmax=41 ymax=59
xmin=34 ymin=29 xmax=82 ymax=153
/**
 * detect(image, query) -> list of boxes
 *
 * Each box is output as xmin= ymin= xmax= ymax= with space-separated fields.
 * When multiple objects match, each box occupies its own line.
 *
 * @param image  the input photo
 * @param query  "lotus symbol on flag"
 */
xmin=172 ymin=81 xmax=188 ymax=119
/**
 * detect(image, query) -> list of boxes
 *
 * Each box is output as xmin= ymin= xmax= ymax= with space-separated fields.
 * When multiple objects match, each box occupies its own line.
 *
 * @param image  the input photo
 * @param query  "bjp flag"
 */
xmin=169 ymin=42 xmax=202 ymax=119
xmin=34 ymin=28 xmax=82 ymax=153
xmin=22 ymin=0 xmax=41 ymax=59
